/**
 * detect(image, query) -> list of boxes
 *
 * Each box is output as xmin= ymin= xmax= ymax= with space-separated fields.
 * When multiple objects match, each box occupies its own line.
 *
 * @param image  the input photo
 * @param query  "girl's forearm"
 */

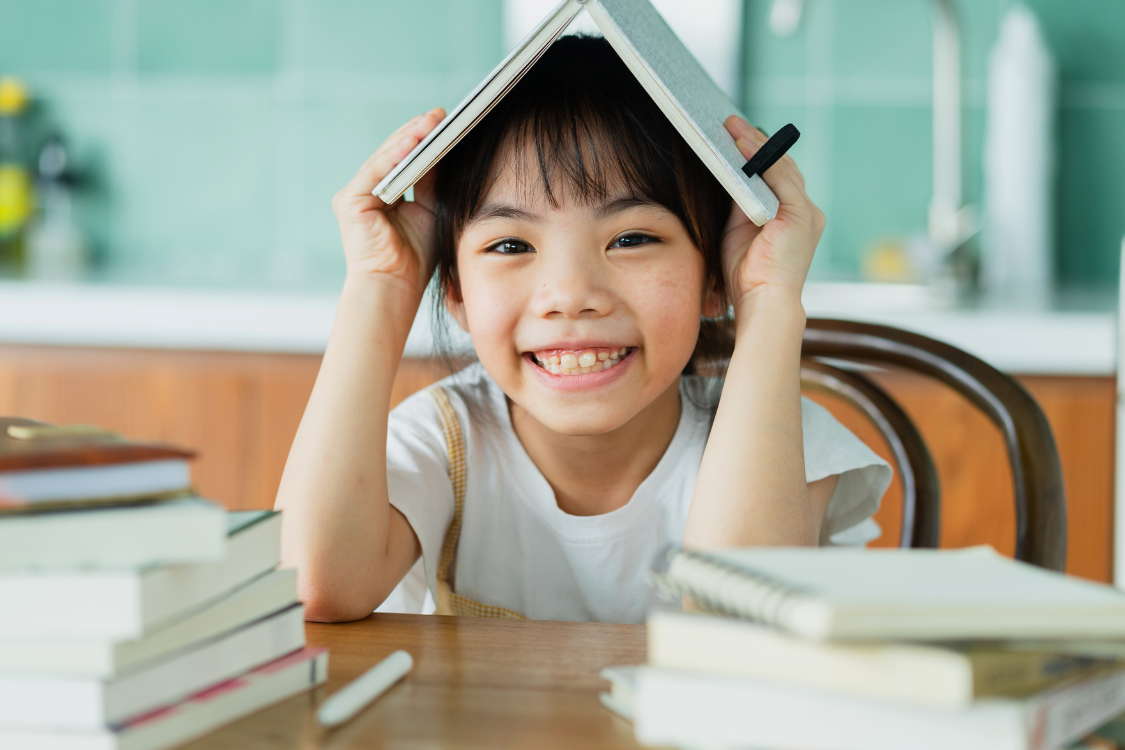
xmin=275 ymin=273 xmax=422 ymax=619
xmin=684 ymin=288 xmax=814 ymax=548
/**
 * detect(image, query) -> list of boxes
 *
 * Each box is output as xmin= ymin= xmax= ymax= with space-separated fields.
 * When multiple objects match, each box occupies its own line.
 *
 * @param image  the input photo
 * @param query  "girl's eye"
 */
xmin=609 ymin=233 xmax=659 ymax=249
xmin=486 ymin=239 xmax=533 ymax=255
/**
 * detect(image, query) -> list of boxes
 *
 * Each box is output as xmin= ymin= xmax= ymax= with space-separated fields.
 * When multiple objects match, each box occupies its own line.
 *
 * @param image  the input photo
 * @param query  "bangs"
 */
xmin=483 ymin=73 xmax=680 ymax=214
xmin=430 ymin=35 xmax=730 ymax=257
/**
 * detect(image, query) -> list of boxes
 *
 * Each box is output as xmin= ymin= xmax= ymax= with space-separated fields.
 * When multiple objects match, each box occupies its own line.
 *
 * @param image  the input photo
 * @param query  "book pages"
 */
xmin=587 ymin=0 xmax=779 ymax=225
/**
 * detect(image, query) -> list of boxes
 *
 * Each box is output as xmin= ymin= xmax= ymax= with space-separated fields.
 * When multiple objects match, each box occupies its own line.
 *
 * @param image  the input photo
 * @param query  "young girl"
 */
xmin=276 ymin=36 xmax=891 ymax=624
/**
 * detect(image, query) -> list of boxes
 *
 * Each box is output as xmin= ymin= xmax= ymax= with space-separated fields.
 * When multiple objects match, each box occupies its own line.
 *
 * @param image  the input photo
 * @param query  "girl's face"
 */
xmin=447 ymin=161 xmax=715 ymax=436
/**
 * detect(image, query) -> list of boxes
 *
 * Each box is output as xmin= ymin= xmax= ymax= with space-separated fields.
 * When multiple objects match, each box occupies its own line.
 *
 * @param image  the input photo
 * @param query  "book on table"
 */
xmin=0 ymin=568 xmax=299 ymax=678
xmin=0 ymin=648 xmax=328 ymax=750
xmin=0 ymin=420 xmax=325 ymax=749
xmin=0 ymin=418 xmax=194 ymax=510
xmin=0 ymin=604 xmax=307 ymax=730
xmin=653 ymin=545 xmax=1125 ymax=641
xmin=648 ymin=610 xmax=1125 ymax=710
xmin=373 ymin=0 xmax=780 ymax=227
xmin=0 ymin=496 xmax=227 ymax=571
xmin=606 ymin=546 xmax=1125 ymax=750
xmin=0 ymin=510 xmax=281 ymax=640
xmin=627 ymin=664 xmax=1125 ymax=750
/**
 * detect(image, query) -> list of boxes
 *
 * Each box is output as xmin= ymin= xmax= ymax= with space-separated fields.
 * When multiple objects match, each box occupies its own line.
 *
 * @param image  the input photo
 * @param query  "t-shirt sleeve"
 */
xmin=800 ymin=396 xmax=893 ymax=546
xmin=386 ymin=388 xmax=456 ymax=598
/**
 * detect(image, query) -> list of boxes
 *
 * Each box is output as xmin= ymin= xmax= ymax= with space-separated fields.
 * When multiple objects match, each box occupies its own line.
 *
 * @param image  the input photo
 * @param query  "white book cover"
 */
xmin=634 ymin=666 xmax=1125 ymax=750
xmin=373 ymin=0 xmax=777 ymax=225
xmin=0 ymin=569 xmax=298 ymax=678
xmin=0 ymin=605 xmax=306 ymax=730
xmin=586 ymin=0 xmax=777 ymax=224
xmin=0 ymin=648 xmax=328 ymax=750
xmin=0 ymin=511 xmax=280 ymax=640
xmin=657 ymin=546 xmax=1125 ymax=641
xmin=0 ymin=498 xmax=226 ymax=572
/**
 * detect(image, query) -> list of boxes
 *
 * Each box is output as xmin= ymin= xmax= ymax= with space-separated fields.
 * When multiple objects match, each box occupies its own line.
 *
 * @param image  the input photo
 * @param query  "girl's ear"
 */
xmin=443 ymin=280 xmax=470 ymax=333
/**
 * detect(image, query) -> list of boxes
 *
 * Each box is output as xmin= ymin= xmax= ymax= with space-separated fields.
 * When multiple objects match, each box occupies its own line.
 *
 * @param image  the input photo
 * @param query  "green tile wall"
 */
xmin=0 ymin=0 xmax=504 ymax=289
xmin=0 ymin=0 xmax=116 ymax=73
xmin=743 ymin=0 xmax=1125 ymax=287
xmin=137 ymin=0 xmax=281 ymax=75
xmin=0 ymin=0 xmax=1121 ymax=289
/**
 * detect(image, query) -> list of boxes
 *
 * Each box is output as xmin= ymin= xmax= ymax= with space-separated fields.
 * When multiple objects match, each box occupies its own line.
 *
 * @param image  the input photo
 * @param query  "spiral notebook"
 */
xmin=653 ymin=546 xmax=1125 ymax=642
xmin=372 ymin=0 xmax=779 ymax=226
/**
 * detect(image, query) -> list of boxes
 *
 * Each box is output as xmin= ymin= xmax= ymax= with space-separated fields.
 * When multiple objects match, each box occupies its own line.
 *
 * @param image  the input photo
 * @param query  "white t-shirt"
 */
xmin=382 ymin=363 xmax=892 ymax=624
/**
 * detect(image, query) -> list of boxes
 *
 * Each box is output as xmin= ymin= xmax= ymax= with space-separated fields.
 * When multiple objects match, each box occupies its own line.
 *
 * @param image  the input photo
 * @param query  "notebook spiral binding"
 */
xmin=651 ymin=548 xmax=813 ymax=631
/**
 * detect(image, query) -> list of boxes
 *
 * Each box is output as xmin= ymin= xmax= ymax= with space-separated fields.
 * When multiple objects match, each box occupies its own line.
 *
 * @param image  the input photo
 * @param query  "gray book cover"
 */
xmin=375 ymin=0 xmax=779 ymax=226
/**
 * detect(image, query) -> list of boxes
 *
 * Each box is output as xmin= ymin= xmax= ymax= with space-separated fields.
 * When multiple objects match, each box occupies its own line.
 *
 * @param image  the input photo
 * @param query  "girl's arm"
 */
xmin=275 ymin=109 xmax=445 ymax=621
xmin=685 ymin=116 xmax=829 ymax=549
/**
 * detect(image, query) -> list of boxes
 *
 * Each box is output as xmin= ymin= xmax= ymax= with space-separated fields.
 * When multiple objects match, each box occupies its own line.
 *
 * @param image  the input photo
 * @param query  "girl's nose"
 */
xmin=530 ymin=250 xmax=615 ymax=319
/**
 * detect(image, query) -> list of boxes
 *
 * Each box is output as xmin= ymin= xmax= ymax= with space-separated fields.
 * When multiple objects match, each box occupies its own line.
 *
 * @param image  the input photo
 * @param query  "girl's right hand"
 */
xmin=332 ymin=108 xmax=446 ymax=293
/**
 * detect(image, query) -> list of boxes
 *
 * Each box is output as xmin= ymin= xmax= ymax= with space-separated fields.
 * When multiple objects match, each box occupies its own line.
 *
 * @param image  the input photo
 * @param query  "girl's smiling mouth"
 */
xmin=529 ymin=346 xmax=633 ymax=375
xmin=523 ymin=347 xmax=637 ymax=388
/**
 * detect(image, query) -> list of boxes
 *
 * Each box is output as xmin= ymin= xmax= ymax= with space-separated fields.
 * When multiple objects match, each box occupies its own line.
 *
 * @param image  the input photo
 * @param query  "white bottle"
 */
xmin=27 ymin=137 xmax=86 ymax=280
xmin=982 ymin=4 xmax=1056 ymax=308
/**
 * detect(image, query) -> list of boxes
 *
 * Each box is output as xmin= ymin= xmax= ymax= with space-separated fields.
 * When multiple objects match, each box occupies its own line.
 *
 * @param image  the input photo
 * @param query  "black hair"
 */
xmin=427 ymin=34 xmax=735 ymax=379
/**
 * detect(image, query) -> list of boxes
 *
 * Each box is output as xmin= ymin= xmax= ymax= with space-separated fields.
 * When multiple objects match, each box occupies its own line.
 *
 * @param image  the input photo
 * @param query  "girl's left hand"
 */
xmin=720 ymin=115 xmax=825 ymax=313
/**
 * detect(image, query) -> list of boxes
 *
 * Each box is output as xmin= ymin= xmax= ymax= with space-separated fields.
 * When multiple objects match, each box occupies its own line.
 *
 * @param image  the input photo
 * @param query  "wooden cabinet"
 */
xmin=0 ymin=344 xmax=1114 ymax=582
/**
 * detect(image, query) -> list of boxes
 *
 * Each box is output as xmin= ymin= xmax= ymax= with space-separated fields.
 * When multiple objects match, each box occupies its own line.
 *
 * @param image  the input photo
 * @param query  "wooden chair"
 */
xmin=801 ymin=318 xmax=1067 ymax=571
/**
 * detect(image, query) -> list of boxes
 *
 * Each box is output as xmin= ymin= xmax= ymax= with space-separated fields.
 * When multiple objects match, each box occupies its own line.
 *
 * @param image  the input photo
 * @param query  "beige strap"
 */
xmin=430 ymin=386 xmax=525 ymax=619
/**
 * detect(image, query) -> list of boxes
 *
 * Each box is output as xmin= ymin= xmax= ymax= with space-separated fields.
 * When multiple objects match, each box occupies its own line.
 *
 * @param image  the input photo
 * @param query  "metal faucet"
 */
xmin=928 ymin=0 xmax=978 ymax=258
xmin=770 ymin=0 xmax=979 ymax=259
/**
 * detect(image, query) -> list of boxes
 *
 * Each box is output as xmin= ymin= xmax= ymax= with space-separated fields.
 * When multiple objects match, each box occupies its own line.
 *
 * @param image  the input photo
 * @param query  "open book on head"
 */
xmin=372 ymin=0 xmax=780 ymax=226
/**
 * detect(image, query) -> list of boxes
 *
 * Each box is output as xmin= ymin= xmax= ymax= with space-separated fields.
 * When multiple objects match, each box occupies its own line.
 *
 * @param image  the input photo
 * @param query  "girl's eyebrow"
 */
xmin=469 ymin=196 xmax=663 ymax=225
xmin=471 ymin=203 xmax=542 ymax=224
xmin=595 ymin=195 xmax=663 ymax=218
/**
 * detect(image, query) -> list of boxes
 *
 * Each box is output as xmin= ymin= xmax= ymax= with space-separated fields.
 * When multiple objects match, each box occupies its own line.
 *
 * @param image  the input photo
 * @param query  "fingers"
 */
xmin=724 ymin=115 xmax=811 ymax=215
xmin=338 ymin=107 xmax=446 ymax=211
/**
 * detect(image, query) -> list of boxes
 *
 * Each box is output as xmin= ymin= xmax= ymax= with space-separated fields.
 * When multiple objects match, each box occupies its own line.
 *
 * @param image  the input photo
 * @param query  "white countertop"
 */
xmin=0 ymin=280 xmax=1116 ymax=375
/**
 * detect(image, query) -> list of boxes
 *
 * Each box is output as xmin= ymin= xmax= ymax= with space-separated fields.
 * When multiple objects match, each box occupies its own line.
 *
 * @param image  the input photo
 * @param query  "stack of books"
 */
xmin=0 ymin=418 xmax=327 ymax=750
xmin=604 ymin=546 xmax=1125 ymax=750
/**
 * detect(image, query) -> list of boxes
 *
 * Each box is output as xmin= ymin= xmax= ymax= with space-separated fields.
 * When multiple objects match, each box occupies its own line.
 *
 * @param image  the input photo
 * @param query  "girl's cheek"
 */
xmin=627 ymin=258 xmax=706 ymax=359
xmin=459 ymin=267 xmax=526 ymax=360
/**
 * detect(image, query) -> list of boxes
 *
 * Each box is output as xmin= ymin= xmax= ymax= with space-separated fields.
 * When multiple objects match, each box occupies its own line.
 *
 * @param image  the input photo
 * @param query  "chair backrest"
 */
xmin=802 ymin=318 xmax=1067 ymax=570
xmin=800 ymin=359 xmax=940 ymax=549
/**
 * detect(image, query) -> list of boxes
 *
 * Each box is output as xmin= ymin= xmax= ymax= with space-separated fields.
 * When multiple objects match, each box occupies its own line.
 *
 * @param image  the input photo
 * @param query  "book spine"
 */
xmin=1029 ymin=668 xmax=1125 ymax=750
xmin=972 ymin=651 xmax=1122 ymax=699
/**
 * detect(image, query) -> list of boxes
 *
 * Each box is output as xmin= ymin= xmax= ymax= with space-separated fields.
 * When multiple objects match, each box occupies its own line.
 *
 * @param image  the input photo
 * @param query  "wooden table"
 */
xmin=182 ymin=614 xmax=648 ymax=749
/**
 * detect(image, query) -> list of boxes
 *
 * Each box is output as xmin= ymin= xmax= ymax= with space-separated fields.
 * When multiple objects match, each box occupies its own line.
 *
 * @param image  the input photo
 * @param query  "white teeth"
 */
xmin=532 ymin=347 xmax=632 ymax=376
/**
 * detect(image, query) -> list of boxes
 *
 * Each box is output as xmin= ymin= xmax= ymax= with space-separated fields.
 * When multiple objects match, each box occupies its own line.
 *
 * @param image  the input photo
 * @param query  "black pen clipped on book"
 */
xmin=740 ymin=123 xmax=800 ymax=180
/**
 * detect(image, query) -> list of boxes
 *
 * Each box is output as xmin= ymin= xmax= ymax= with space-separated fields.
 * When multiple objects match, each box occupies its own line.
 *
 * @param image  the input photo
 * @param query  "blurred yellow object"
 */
xmin=0 ymin=77 xmax=28 ymax=115
xmin=0 ymin=166 xmax=32 ymax=236
xmin=863 ymin=240 xmax=915 ymax=282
